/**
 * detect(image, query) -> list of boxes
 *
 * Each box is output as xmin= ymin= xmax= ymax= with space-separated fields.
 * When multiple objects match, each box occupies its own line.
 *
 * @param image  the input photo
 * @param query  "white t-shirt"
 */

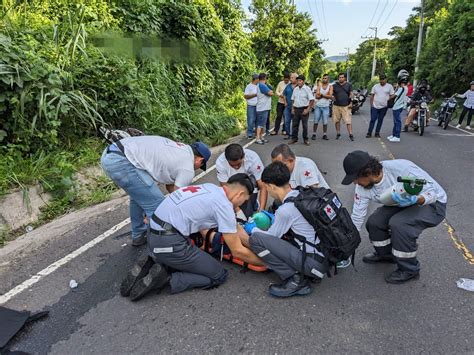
xmin=371 ymin=83 xmax=394 ymax=109
xmin=216 ymin=149 xmax=264 ymax=183
xmin=290 ymin=157 xmax=329 ymax=189
xmin=351 ymin=159 xmax=447 ymax=231
xmin=120 ymin=136 xmax=195 ymax=187
xmin=253 ymin=190 xmax=323 ymax=257
xmin=460 ymin=90 xmax=474 ymax=109
xmin=291 ymin=85 xmax=315 ymax=108
xmin=257 ymin=82 xmax=273 ymax=112
xmin=152 ymin=183 xmax=237 ymax=236
xmin=244 ymin=83 xmax=258 ymax=106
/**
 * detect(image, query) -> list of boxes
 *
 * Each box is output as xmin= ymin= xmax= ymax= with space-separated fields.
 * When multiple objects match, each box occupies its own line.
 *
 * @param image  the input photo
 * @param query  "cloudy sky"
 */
xmin=240 ymin=0 xmax=421 ymax=56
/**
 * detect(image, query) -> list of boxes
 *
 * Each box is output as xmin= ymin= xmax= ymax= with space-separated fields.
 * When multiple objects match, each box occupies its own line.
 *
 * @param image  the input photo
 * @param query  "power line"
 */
xmin=360 ymin=0 xmax=381 ymax=38
xmin=378 ymin=0 xmax=399 ymax=32
xmin=373 ymin=0 xmax=390 ymax=28
xmin=320 ymin=0 xmax=330 ymax=41
xmin=308 ymin=0 xmax=327 ymax=41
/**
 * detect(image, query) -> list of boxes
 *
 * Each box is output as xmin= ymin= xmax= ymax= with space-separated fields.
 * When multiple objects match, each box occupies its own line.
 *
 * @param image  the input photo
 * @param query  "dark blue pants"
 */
xmin=368 ymin=106 xmax=388 ymax=134
xmin=392 ymin=108 xmax=403 ymax=138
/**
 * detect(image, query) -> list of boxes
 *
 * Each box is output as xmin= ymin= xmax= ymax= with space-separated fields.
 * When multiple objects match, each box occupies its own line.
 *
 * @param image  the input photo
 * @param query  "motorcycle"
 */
xmin=351 ymin=88 xmax=367 ymax=114
xmin=435 ymin=93 xmax=457 ymax=130
xmin=409 ymin=96 xmax=430 ymax=136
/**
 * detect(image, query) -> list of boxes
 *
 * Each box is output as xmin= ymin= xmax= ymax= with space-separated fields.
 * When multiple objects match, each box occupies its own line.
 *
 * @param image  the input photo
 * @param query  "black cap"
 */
xmin=341 ymin=150 xmax=371 ymax=185
xmin=252 ymin=73 xmax=259 ymax=80
xmin=296 ymin=75 xmax=305 ymax=81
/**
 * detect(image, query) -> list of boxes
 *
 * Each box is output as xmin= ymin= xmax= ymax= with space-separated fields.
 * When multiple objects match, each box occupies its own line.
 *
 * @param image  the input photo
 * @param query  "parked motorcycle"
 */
xmin=435 ymin=93 xmax=457 ymax=130
xmin=409 ymin=96 xmax=430 ymax=136
xmin=351 ymin=88 xmax=367 ymax=114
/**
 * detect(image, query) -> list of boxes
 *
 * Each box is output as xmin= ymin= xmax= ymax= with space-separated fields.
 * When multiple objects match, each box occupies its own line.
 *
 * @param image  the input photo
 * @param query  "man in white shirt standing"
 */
xmin=121 ymin=174 xmax=264 ymax=301
xmin=270 ymin=144 xmax=328 ymax=189
xmin=256 ymin=73 xmax=274 ymax=145
xmin=247 ymin=162 xmax=328 ymax=297
xmin=290 ymin=75 xmax=315 ymax=145
xmin=342 ymin=151 xmax=447 ymax=284
xmin=101 ymin=136 xmax=211 ymax=246
xmin=244 ymin=74 xmax=259 ymax=139
xmin=216 ymin=143 xmax=268 ymax=218
xmin=367 ymin=74 xmax=394 ymax=138
xmin=271 ymin=73 xmax=290 ymax=136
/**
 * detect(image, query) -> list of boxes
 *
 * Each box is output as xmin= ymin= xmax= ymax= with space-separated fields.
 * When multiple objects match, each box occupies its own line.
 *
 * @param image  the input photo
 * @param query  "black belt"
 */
xmin=106 ymin=140 xmax=126 ymax=156
xmin=150 ymin=214 xmax=178 ymax=235
xmin=294 ymin=106 xmax=309 ymax=110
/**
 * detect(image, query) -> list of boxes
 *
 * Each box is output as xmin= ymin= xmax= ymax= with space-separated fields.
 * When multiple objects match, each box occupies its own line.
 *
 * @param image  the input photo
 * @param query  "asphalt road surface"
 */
xmin=2 ymin=104 xmax=473 ymax=354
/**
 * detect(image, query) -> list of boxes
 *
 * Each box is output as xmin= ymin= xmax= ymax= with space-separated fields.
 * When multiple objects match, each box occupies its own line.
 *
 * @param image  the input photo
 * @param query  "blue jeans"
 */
xmin=246 ymin=105 xmax=257 ymax=137
xmin=256 ymin=110 xmax=270 ymax=128
xmin=314 ymin=106 xmax=330 ymax=124
xmin=101 ymin=149 xmax=165 ymax=240
xmin=284 ymin=105 xmax=293 ymax=135
xmin=368 ymin=106 xmax=388 ymax=134
xmin=392 ymin=108 xmax=403 ymax=138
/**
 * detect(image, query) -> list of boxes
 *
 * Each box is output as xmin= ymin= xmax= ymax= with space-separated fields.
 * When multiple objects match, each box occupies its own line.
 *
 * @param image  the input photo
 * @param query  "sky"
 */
xmin=240 ymin=0 xmax=421 ymax=57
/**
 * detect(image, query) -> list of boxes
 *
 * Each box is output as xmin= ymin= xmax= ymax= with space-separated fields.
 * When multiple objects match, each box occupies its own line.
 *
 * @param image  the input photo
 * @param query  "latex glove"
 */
xmin=391 ymin=191 xmax=418 ymax=207
xmin=260 ymin=210 xmax=275 ymax=225
xmin=244 ymin=221 xmax=257 ymax=235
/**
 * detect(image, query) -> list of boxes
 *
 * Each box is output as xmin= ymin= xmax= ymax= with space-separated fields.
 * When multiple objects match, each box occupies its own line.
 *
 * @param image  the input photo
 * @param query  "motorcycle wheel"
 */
xmin=419 ymin=115 xmax=425 ymax=136
xmin=437 ymin=114 xmax=443 ymax=126
xmin=443 ymin=113 xmax=451 ymax=130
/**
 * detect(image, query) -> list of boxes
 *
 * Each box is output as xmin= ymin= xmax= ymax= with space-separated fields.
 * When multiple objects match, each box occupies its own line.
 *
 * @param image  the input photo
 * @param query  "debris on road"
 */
xmin=25 ymin=225 xmax=33 ymax=233
xmin=456 ymin=278 xmax=474 ymax=292
xmin=69 ymin=280 xmax=78 ymax=289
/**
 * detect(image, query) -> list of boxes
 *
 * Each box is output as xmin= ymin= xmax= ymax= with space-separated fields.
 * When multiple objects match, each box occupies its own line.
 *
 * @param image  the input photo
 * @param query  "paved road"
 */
xmin=2 ymin=105 xmax=474 ymax=354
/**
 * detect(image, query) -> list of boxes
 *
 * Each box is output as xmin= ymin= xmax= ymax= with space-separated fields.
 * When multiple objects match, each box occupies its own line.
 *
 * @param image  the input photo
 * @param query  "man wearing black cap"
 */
xmin=290 ymin=74 xmax=315 ymax=145
xmin=341 ymin=151 xmax=447 ymax=284
xmin=367 ymin=74 xmax=394 ymax=138
xmin=101 ymin=136 xmax=211 ymax=246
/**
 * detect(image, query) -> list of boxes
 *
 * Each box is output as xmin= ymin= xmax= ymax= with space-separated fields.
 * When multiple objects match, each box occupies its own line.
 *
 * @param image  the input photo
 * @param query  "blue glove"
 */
xmin=391 ymin=191 xmax=418 ymax=207
xmin=244 ymin=221 xmax=257 ymax=235
xmin=260 ymin=210 xmax=275 ymax=225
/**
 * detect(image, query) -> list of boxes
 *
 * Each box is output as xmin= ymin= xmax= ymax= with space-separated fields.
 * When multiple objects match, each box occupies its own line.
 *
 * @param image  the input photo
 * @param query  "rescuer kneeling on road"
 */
xmin=120 ymin=173 xmax=263 ymax=301
xmin=342 ymin=151 xmax=447 ymax=284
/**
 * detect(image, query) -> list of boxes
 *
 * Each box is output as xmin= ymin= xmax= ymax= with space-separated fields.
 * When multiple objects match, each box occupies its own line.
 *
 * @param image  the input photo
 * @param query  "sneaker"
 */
xmin=132 ymin=232 xmax=147 ymax=247
xmin=349 ymin=135 xmax=354 ymax=141
xmin=311 ymin=134 xmax=316 ymax=140
xmin=389 ymin=137 xmax=400 ymax=142
xmin=268 ymin=273 xmax=312 ymax=298
xmin=322 ymin=135 xmax=329 ymax=140
xmin=129 ymin=263 xmax=170 ymax=301
xmin=384 ymin=269 xmax=420 ymax=284
xmin=270 ymin=131 xmax=278 ymax=136
xmin=466 ymin=126 xmax=472 ymax=130
xmin=336 ymin=134 xmax=341 ymax=140
xmin=336 ymin=258 xmax=351 ymax=269
xmin=387 ymin=135 xmax=393 ymax=140
xmin=282 ymin=131 xmax=287 ymax=136
xmin=304 ymin=140 xmax=310 ymax=146
xmin=247 ymin=136 xmax=253 ymax=140
xmin=366 ymin=133 xmax=372 ymax=138
xmin=374 ymin=133 xmax=380 ymax=138
xmin=255 ymin=139 xmax=265 ymax=145
xmin=120 ymin=255 xmax=155 ymax=297
xmin=455 ymin=124 xmax=461 ymax=128
xmin=288 ymin=139 xmax=298 ymax=145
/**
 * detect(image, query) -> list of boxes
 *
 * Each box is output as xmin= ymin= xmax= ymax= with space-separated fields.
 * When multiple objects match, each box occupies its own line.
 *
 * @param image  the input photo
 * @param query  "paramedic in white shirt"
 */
xmin=216 ymin=143 xmax=268 ymax=217
xmin=120 ymin=174 xmax=264 ymax=301
xmin=270 ymin=144 xmax=329 ymax=189
xmin=342 ymin=150 xmax=447 ymax=284
xmin=101 ymin=136 xmax=210 ymax=246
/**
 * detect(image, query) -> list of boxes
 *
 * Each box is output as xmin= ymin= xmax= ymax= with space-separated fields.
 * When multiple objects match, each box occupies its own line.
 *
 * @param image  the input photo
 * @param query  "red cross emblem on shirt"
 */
xmin=182 ymin=186 xmax=201 ymax=193
xmin=256 ymin=165 xmax=261 ymax=170
xmin=176 ymin=142 xmax=185 ymax=147
xmin=304 ymin=170 xmax=311 ymax=176
xmin=326 ymin=206 xmax=332 ymax=214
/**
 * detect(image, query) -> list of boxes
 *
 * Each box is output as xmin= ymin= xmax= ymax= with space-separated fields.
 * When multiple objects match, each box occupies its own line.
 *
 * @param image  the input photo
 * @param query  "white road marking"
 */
xmin=0 ymin=135 xmax=259 ymax=305
xmin=429 ymin=118 xmax=474 ymax=136
xmin=430 ymin=133 xmax=474 ymax=137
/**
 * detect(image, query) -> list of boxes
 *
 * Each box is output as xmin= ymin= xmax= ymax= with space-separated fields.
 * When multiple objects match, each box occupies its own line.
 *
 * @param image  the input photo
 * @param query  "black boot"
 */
xmin=129 ymin=263 xmax=170 ymax=301
xmin=120 ymin=254 xmax=155 ymax=297
xmin=384 ymin=269 xmax=420 ymax=284
xmin=362 ymin=252 xmax=396 ymax=264
xmin=268 ymin=273 xmax=312 ymax=297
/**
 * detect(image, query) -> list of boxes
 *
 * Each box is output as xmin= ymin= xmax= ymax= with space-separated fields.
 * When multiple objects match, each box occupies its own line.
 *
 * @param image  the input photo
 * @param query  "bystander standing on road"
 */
xmin=290 ymin=75 xmax=314 ymax=146
xmin=312 ymin=74 xmax=332 ymax=140
xmin=271 ymin=73 xmax=290 ymax=136
xmin=255 ymin=73 xmax=273 ymax=145
xmin=332 ymin=73 xmax=354 ymax=141
xmin=455 ymin=81 xmax=474 ymax=129
xmin=282 ymin=73 xmax=298 ymax=140
xmin=388 ymin=70 xmax=408 ymax=143
xmin=367 ymin=74 xmax=394 ymax=138
xmin=244 ymin=74 xmax=259 ymax=139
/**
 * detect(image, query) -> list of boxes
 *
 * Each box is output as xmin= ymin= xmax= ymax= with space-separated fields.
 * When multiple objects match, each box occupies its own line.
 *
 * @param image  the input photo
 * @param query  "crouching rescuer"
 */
xmin=246 ymin=162 xmax=360 ymax=297
xmin=342 ymin=151 xmax=447 ymax=284
xmin=120 ymin=173 xmax=264 ymax=301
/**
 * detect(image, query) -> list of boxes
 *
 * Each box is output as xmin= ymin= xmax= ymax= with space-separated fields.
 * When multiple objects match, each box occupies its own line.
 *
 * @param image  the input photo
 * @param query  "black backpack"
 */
xmin=285 ymin=186 xmax=361 ymax=267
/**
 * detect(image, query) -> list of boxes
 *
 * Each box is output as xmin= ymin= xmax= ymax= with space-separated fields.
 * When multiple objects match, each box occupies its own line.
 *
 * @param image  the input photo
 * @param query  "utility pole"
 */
xmin=345 ymin=47 xmax=350 ymax=82
xmin=413 ymin=0 xmax=425 ymax=88
xmin=361 ymin=27 xmax=378 ymax=80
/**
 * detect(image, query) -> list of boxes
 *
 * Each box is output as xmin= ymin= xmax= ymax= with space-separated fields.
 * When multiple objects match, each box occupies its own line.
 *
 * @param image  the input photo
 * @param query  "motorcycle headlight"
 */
xmin=448 ymin=103 xmax=456 ymax=107
xmin=420 ymin=102 xmax=428 ymax=109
